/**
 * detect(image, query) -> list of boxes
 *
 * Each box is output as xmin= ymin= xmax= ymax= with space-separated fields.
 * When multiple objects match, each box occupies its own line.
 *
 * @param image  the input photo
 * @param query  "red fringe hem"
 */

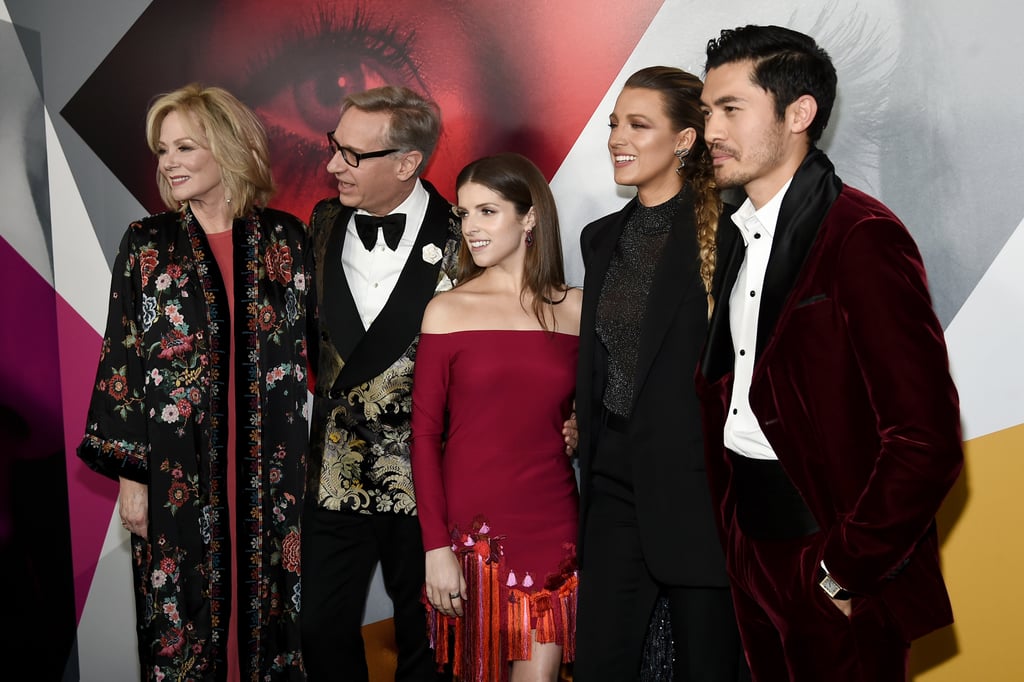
xmin=424 ymin=520 xmax=577 ymax=682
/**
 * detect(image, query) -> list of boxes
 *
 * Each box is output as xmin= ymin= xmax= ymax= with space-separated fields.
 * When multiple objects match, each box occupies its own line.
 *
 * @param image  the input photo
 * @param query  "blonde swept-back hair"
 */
xmin=622 ymin=66 xmax=722 ymax=303
xmin=455 ymin=153 xmax=568 ymax=332
xmin=145 ymin=83 xmax=275 ymax=217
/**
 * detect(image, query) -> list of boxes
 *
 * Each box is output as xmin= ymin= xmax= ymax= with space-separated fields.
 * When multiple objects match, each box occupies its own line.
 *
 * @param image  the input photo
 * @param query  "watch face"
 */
xmin=820 ymin=573 xmax=843 ymax=598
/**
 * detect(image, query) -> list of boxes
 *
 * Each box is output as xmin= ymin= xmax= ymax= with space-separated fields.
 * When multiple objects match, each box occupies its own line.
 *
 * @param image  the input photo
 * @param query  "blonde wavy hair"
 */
xmin=145 ymin=83 xmax=274 ymax=217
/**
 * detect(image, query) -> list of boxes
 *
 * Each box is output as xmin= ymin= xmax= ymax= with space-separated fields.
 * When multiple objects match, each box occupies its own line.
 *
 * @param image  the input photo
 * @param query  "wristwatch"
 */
xmin=818 ymin=566 xmax=853 ymax=600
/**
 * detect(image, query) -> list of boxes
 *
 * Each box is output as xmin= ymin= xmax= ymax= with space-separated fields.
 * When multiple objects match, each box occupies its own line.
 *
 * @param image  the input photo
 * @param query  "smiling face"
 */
xmin=156 ymin=110 xmax=225 ymax=208
xmin=608 ymin=87 xmax=690 ymax=206
xmin=701 ymin=60 xmax=801 ymax=208
xmin=456 ymin=181 xmax=534 ymax=270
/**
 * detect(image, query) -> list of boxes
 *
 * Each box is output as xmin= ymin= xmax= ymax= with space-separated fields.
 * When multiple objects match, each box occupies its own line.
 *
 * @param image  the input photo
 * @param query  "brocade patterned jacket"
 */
xmin=308 ymin=180 xmax=460 ymax=516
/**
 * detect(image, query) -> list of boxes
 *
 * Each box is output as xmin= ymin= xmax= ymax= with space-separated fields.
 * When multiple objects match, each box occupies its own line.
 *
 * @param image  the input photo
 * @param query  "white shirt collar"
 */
xmin=731 ymin=178 xmax=793 ymax=244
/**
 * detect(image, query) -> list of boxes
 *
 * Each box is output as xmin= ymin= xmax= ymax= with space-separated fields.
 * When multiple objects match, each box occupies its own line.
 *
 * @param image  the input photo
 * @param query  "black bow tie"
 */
xmin=354 ymin=212 xmax=406 ymax=251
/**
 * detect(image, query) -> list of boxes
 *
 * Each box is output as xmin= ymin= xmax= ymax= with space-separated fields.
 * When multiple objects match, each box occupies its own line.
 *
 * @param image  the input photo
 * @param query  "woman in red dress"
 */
xmin=411 ymin=153 xmax=582 ymax=681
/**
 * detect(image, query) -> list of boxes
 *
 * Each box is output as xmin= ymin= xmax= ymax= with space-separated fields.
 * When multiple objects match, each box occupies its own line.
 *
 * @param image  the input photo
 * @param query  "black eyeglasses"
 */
xmin=326 ymin=131 xmax=399 ymax=168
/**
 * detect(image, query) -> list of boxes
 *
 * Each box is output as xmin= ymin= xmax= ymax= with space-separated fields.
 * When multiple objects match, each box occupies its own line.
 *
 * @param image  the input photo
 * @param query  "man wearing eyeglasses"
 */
xmin=301 ymin=85 xmax=459 ymax=682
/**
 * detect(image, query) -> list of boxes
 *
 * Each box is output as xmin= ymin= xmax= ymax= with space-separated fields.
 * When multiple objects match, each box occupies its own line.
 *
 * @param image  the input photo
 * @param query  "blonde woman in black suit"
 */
xmin=573 ymin=66 xmax=747 ymax=681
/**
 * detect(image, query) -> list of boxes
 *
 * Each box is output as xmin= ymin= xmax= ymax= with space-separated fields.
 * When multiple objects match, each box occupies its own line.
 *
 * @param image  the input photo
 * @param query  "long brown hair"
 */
xmin=455 ymin=153 xmax=568 ymax=331
xmin=623 ymin=66 xmax=721 ymax=301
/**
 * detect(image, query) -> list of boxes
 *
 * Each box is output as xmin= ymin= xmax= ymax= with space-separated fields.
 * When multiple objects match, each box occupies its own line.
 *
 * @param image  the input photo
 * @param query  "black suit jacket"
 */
xmin=307 ymin=179 xmax=461 ymax=514
xmin=576 ymin=189 xmax=729 ymax=586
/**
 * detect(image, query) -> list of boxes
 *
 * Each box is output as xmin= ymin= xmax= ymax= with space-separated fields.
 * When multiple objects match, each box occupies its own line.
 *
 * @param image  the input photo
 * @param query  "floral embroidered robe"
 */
xmin=78 ymin=207 xmax=311 ymax=681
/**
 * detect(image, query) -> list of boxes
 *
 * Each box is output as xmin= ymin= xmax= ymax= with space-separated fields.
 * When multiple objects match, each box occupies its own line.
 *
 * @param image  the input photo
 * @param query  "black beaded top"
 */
xmin=595 ymin=190 xmax=682 ymax=417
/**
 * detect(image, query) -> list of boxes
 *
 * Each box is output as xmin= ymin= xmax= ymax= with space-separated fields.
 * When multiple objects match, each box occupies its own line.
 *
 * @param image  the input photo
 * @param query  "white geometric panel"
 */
xmin=47 ymin=109 xmax=110 ymax=333
xmin=946 ymin=217 xmax=1024 ymax=441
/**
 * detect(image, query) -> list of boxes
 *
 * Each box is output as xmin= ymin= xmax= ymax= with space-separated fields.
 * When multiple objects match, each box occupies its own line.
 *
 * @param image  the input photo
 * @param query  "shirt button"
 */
xmin=739 ymin=349 xmax=746 ymax=356
xmin=732 ymin=408 xmax=738 ymax=415
xmin=754 ymin=233 xmax=761 ymax=239
xmin=373 ymin=282 xmax=379 ymax=288
xmin=750 ymin=290 xmax=756 ymax=297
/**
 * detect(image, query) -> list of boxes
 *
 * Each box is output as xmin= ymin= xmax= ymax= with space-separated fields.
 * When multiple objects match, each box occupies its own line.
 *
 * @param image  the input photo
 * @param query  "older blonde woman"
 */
xmin=78 ymin=83 xmax=310 ymax=681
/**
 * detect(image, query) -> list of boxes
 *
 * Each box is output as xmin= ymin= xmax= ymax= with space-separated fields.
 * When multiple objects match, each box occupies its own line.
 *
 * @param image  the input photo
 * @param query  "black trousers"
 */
xmin=300 ymin=505 xmax=438 ymax=681
xmin=574 ymin=427 xmax=748 ymax=681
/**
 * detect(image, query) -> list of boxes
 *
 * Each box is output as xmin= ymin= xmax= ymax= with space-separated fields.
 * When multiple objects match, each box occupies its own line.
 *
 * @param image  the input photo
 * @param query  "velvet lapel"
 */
xmin=632 ymin=190 xmax=701 ymax=403
xmin=335 ymin=182 xmax=453 ymax=388
xmin=321 ymin=204 xmax=364 ymax=362
xmin=755 ymin=148 xmax=843 ymax=358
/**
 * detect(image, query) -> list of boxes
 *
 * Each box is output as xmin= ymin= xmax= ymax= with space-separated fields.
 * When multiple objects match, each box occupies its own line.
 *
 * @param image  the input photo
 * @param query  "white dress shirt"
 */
xmin=723 ymin=179 xmax=792 ymax=460
xmin=342 ymin=180 xmax=429 ymax=330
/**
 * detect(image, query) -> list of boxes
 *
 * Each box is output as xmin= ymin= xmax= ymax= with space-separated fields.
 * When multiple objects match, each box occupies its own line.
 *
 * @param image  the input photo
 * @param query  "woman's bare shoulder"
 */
xmin=554 ymin=286 xmax=583 ymax=335
xmin=563 ymin=286 xmax=584 ymax=313
xmin=421 ymin=288 xmax=474 ymax=334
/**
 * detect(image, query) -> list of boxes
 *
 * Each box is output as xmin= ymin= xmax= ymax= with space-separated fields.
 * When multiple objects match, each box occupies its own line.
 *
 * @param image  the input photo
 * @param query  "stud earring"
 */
xmin=525 ymin=229 xmax=534 ymax=247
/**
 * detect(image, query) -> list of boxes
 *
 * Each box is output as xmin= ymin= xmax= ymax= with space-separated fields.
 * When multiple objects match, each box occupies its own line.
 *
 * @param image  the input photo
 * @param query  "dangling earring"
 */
xmin=525 ymin=229 xmax=534 ymax=247
xmin=674 ymin=148 xmax=690 ymax=176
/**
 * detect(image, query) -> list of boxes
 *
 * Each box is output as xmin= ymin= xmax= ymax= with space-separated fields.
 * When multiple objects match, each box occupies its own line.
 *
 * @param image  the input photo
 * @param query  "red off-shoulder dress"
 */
xmin=411 ymin=330 xmax=580 ymax=681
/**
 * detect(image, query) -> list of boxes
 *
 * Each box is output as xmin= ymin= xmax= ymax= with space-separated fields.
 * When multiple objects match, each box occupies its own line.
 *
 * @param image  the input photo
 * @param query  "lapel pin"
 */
xmin=422 ymin=243 xmax=442 ymax=265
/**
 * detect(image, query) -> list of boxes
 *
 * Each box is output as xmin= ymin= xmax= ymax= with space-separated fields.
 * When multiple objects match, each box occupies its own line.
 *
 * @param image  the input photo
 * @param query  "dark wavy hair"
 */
xmin=455 ymin=153 xmax=568 ymax=331
xmin=705 ymin=25 xmax=837 ymax=143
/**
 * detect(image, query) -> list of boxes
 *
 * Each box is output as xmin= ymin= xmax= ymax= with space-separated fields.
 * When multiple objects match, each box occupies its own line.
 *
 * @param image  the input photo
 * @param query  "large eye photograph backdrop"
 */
xmin=61 ymin=0 xmax=663 ymax=256
xmin=3 ymin=0 xmax=1024 ymax=680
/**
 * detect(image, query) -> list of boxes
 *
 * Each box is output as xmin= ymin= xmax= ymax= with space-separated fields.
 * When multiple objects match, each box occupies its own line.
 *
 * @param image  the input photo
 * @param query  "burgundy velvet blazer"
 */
xmin=695 ymin=150 xmax=963 ymax=641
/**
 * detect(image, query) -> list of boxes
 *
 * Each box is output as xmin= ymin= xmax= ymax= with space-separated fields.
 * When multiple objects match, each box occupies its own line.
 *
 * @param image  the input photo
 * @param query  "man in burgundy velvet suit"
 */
xmin=695 ymin=25 xmax=963 ymax=681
